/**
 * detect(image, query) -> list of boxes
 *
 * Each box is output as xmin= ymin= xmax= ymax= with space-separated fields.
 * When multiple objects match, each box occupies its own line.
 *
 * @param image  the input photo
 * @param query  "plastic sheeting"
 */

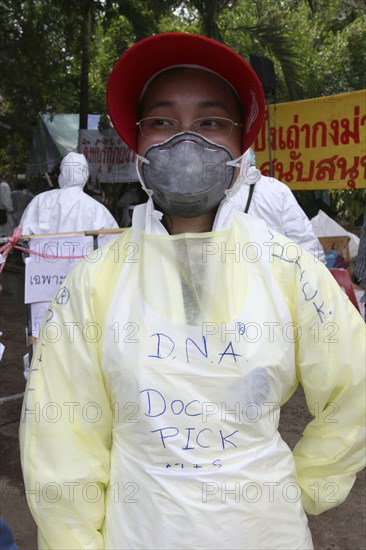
xmin=310 ymin=210 xmax=360 ymax=259
xmin=20 ymin=199 xmax=365 ymax=549
xmin=28 ymin=114 xmax=101 ymax=175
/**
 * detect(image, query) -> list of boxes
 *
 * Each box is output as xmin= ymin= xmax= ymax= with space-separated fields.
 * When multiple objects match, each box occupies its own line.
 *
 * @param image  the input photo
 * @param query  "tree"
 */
xmin=0 ymin=0 xmax=183 ymax=172
xmin=79 ymin=0 xmax=93 ymax=130
xmin=189 ymin=0 xmax=239 ymax=40
xmin=0 ymin=1 xmax=83 ymax=170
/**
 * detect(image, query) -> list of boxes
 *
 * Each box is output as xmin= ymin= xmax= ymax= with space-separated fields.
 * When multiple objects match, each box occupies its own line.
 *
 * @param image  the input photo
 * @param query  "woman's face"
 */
xmin=137 ymin=68 xmax=242 ymax=159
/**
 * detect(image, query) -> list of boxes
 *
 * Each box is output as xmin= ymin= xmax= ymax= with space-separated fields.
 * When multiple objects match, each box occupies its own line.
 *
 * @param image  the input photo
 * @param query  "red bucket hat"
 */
xmin=106 ymin=32 xmax=265 ymax=153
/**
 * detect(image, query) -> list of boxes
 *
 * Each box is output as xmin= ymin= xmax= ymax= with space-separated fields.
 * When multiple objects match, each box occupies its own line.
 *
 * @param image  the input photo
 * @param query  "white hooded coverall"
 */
xmin=232 ymin=165 xmax=325 ymax=262
xmin=0 ymin=179 xmax=15 ymax=237
xmin=20 ymin=195 xmax=365 ymax=549
xmin=19 ymin=152 xmax=118 ymax=234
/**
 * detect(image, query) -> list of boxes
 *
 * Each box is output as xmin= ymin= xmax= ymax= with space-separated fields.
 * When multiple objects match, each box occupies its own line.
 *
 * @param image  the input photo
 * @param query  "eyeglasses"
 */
xmin=136 ymin=117 xmax=242 ymax=139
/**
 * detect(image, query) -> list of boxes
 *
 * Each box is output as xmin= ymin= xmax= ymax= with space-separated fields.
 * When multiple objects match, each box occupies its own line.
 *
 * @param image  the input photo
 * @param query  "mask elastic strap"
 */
xmin=135 ymin=156 xmax=153 ymax=199
xmin=135 ymin=152 xmax=149 ymax=164
xmin=132 ymin=156 xmax=154 ymax=239
xmin=226 ymin=152 xmax=245 ymax=169
xmin=224 ymin=152 xmax=247 ymax=199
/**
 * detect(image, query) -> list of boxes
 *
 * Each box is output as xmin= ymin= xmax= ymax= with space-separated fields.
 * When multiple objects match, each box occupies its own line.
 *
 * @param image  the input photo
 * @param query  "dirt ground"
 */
xmin=0 ymin=262 xmax=365 ymax=550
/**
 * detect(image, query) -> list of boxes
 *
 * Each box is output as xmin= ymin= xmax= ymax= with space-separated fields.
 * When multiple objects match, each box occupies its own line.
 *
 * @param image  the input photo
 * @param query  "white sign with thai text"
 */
xmin=24 ymin=235 xmax=93 ymax=304
xmin=79 ymin=128 xmax=138 ymax=183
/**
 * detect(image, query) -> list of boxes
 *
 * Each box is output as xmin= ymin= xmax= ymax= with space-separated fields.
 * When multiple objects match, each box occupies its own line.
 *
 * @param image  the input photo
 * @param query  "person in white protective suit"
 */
xmin=0 ymin=174 xmax=15 ymax=237
xmin=232 ymin=148 xmax=325 ymax=262
xmin=20 ymin=33 xmax=365 ymax=550
xmin=19 ymin=152 xmax=118 ymax=234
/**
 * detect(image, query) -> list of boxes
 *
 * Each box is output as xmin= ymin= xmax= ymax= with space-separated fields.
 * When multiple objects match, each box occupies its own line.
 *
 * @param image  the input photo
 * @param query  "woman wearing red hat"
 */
xmin=20 ymin=33 xmax=365 ymax=550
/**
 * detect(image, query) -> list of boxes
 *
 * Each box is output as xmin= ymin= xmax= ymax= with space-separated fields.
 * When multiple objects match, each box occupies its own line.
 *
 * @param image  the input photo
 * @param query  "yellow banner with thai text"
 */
xmin=254 ymin=89 xmax=366 ymax=190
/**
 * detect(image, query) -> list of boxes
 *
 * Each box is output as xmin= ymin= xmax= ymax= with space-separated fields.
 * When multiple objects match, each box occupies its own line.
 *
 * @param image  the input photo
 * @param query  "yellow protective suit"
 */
xmin=20 ymin=199 xmax=365 ymax=550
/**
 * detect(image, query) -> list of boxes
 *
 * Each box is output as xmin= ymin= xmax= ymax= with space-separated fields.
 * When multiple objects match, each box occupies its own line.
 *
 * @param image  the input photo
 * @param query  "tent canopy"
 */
xmin=28 ymin=113 xmax=101 ymax=175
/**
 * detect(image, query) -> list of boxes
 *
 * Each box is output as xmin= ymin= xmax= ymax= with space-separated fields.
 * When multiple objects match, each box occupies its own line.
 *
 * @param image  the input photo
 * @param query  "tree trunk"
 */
xmin=205 ymin=0 xmax=221 ymax=40
xmin=79 ymin=2 xmax=92 ymax=130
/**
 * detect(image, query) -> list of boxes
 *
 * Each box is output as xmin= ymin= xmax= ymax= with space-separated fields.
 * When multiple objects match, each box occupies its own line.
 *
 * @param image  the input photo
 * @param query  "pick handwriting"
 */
xmin=140 ymin=388 xmax=239 ymax=451
xmin=271 ymin=242 xmax=327 ymax=323
xmin=150 ymin=426 xmax=238 ymax=451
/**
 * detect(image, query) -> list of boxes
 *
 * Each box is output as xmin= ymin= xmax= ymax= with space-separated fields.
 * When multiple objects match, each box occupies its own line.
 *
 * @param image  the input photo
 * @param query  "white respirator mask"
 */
xmin=136 ymin=132 xmax=243 ymax=217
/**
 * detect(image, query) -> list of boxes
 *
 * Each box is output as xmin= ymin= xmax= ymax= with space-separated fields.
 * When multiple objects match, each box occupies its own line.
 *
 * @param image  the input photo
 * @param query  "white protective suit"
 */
xmin=19 ymin=153 xmax=118 ymax=234
xmin=0 ymin=179 xmax=15 ymax=237
xmin=20 ymin=187 xmax=365 ymax=549
xmin=232 ymin=164 xmax=325 ymax=263
xmin=11 ymin=188 xmax=34 ymax=226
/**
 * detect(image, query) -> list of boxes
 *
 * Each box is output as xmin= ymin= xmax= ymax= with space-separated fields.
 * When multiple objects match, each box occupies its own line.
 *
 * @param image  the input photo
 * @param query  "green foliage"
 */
xmin=88 ymin=14 xmax=134 ymax=113
xmin=0 ymin=0 xmax=84 ymax=168
xmin=293 ymin=0 xmax=366 ymax=98
xmin=330 ymin=189 xmax=366 ymax=225
xmin=159 ymin=4 xmax=200 ymax=33
xmin=97 ymin=112 xmax=112 ymax=130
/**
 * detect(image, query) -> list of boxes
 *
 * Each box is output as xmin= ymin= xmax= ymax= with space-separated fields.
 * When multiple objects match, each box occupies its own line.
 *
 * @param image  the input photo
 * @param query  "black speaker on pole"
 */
xmin=249 ymin=54 xmax=276 ymax=177
xmin=249 ymin=54 xmax=276 ymax=96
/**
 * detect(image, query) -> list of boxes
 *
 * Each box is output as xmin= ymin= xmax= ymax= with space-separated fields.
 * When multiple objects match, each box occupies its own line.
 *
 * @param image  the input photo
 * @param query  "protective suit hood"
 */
xmin=20 ymin=151 xmax=118 ymax=234
xmin=58 ymin=152 xmax=89 ymax=189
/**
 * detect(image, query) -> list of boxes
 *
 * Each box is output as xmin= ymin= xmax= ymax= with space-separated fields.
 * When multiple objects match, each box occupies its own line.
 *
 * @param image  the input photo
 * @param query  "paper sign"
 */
xmin=24 ymin=235 xmax=93 ymax=304
xmin=79 ymin=128 xmax=138 ymax=183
